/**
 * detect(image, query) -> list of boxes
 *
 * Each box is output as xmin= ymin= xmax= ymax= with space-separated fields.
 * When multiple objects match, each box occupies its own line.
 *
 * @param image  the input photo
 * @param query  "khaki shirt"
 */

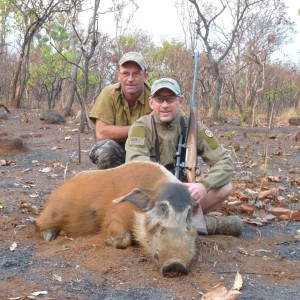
xmin=125 ymin=112 xmax=234 ymax=191
xmin=89 ymin=82 xmax=152 ymax=126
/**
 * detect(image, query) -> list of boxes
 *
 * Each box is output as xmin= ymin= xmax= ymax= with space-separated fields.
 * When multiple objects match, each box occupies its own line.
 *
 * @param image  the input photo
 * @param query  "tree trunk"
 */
xmin=213 ymin=74 xmax=222 ymax=120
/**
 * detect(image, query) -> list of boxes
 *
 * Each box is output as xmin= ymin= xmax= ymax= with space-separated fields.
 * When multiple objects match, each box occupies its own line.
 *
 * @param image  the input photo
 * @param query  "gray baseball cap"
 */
xmin=151 ymin=78 xmax=181 ymax=96
xmin=118 ymin=52 xmax=147 ymax=71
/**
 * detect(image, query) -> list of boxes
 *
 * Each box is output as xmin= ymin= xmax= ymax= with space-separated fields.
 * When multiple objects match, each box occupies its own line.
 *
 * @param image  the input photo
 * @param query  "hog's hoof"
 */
xmin=42 ymin=228 xmax=60 ymax=242
xmin=161 ymin=260 xmax=189 ymax=277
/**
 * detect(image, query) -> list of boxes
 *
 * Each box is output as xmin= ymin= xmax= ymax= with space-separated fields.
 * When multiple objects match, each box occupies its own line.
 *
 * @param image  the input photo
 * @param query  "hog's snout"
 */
xmin=161 ymin=259 xmax=189 ymax=277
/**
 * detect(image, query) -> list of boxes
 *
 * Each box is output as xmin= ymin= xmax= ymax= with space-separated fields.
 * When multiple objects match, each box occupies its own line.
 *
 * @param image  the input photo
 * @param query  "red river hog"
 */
xmin=35 ymin=161 xmax=197 ymax=276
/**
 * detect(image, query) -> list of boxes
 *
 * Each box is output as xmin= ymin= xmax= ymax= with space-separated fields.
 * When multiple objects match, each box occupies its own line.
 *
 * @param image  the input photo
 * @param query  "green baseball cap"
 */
xmin=118 ymin=52 xmax=147 ymax=71
xmin=151 ymin=78 xmax=181 ymax=96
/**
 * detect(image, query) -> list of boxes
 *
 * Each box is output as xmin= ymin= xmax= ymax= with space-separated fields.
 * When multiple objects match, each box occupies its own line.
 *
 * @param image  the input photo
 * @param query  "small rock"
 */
xmin=0 ymin=131 xmax=28 ymax=156
xmin=227 ymin=118 xmax=241 ymax=126
xmin=288 ymin=117 xmax=300 ymax=126
xmin=40 ymin=110 xmax=66 ymax=124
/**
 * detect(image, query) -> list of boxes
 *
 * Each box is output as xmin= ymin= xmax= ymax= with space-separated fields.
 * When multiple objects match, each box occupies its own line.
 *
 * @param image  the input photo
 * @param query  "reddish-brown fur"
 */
xmin=35 ymin=161 xmax=178 ymax=248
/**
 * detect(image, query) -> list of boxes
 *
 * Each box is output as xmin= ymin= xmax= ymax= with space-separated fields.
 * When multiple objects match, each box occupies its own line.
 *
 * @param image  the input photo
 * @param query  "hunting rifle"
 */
xmin=174 ymin=51 xmax=200 ymax=182
xmin=174 ymin=52 xmax=207 ymax=234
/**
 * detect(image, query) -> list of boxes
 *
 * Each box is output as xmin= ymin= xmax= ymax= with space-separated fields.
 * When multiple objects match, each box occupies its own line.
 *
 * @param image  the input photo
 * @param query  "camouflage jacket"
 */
xmin=125 ymin=112 xmax=234 ymax=191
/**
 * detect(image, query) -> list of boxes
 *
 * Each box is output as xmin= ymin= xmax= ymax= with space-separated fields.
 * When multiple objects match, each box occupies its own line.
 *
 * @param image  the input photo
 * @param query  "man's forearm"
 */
xmin=95 ymin=124 xmax=130 ymax=142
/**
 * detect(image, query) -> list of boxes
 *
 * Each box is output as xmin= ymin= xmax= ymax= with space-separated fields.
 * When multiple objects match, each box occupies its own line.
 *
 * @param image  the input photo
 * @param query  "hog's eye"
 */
xmin=154 ymin=250 xmax=159 ymax=261
xmin=157 ymin=203 xmax=169 ymax=217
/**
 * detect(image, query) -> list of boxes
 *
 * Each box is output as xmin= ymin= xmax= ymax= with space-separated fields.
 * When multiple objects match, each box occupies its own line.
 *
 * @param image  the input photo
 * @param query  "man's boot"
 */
xmin=203 ymin=215 xmax=243 ymax=237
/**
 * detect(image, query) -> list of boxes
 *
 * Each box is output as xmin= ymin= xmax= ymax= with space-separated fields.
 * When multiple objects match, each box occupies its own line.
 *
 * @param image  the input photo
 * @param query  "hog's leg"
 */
xmin=42 ymin=228 xmax=60 ymax=242
xmin=104 ymin=221 xmax=133 ymax=249
xmin=192 ymin=205 xmax=208 ymax=234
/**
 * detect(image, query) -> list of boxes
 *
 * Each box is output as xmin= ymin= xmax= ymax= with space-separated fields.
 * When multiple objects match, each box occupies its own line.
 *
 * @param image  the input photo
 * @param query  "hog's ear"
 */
xmin=113 ymin=188 xmax=156 ymax=211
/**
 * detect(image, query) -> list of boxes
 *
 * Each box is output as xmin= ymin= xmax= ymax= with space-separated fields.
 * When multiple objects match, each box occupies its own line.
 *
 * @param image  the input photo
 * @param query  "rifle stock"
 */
xmin=185 ymin=52 xmax=200 ymax=183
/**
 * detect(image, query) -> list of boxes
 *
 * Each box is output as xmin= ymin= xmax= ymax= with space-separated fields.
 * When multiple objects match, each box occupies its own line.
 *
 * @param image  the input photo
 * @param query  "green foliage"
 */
xmin=259 ymin=165 xmax=271 ymax=176
xmin=266 ymin=83 xmax=295 ymax=102
xmin=50 ymin=24 xmax=69 ymax=41
xmin=0 ymin=0 xmax=22 ymax=36
xmin=228 ymin=130 xmax=238 ymax=137
xmin=239 ymin=115 xmax=245 ymax=124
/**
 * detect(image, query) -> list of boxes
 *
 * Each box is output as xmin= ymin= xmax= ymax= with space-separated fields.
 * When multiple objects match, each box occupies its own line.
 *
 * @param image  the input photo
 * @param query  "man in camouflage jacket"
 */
xmin=125 ymin=78 xmax=242 ymax=236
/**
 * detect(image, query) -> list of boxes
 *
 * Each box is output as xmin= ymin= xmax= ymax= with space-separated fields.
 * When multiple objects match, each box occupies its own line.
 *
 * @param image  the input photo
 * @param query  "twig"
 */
xmin=0 ymin=104 xmax=10 ymax=113
xmin=78 ymin=131 xmax=81 ymax=164
xmin=64 ymin=152 xmax=76 ymax=182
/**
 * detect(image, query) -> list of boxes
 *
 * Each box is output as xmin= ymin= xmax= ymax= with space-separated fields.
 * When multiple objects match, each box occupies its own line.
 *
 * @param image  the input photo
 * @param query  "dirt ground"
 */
xmin=0 ymin=108 xmax=299 ymax=300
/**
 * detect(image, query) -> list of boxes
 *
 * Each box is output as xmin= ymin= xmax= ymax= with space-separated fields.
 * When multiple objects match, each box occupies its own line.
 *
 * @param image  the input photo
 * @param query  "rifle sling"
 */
xmin=151 ymin=115 xmax=160 ymax=163
xmin=180 ymin=115 xmax=187 ymax=147
xmin=152 ymin=115 xmax=187 ymax=164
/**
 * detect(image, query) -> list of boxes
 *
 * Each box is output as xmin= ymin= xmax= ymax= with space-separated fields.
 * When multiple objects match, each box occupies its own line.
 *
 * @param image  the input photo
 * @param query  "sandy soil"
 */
xmin=0 ymin=109 xmax=299 ymax=300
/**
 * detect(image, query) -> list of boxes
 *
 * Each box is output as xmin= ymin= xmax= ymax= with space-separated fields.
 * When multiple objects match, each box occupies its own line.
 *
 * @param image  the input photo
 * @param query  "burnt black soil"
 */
xmin=0 ymin=109 xmax=299 ymax=300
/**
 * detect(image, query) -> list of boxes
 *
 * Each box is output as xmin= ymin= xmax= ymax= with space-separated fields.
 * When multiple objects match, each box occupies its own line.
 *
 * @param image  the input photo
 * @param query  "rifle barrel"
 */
xmin=191 ymin=52 xmax=200 ymax=104
xmin=185 ymin=52 xmax=200 ymax=183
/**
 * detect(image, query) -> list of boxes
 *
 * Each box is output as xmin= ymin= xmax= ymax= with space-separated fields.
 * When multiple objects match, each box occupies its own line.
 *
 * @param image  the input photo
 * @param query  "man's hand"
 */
xmin=183 ymin=182 xmax=207 ymax=207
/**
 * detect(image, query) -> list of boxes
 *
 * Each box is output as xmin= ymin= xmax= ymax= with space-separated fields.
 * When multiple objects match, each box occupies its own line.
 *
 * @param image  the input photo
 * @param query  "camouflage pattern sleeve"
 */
xmin=125 ymin=120 xmax=153 ymax=163
xmin=197 ymin=122 xmax=234 ymax=191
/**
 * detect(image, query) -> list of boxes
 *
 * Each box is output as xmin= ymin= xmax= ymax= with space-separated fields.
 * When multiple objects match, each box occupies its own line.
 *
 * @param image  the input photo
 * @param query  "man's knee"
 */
xmin=89 ymin=139 xmax=125 ymax=169
xmin=221 ymin=182 xmax=233 ymax=198
xmin=210 ymin=182 xmax=233 ymax=204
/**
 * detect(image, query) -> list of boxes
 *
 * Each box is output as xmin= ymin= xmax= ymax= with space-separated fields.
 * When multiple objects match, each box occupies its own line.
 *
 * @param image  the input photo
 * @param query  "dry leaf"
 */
xmin=253 ymin=210 xmax=276 ymax=221
xmin=234 ymin=191 xmax=248 ymax=201
xmin=10 ymin=242 xmax=17 ymax=251
xmin=245 ymin=188 xmax=258 ymax=195
xmin=290 ymin=178 xmax=300 ymax=185
xmin=276 ymin=214 xmax=290 ymax=220
xmin=234 ymin=183 xmax=247 ymax=189
xmin=291 ymin=211 xmax=300 ymax=221
xmin=258 ymin=188 xmax=278 ymax=199
xmin=53 ymin=162 xmax=64 ymax=168
xmin=0 ymin=160 xmax=16 ymax=166
xmin=239 ymin=204 xmax=255 ymax=214
xmin=224 ymin=289 xmax=242 ymax=300
xmin=227 ymin=200 xmax=243 ymax=206
xmin=201 ymin=283 xmax=228 ymax=299
xmin=272 ymin=150 xmax=286 ymax=156
xmin=29 ymin=194 xmax=39 ymax=198
xmin=243 ymin=217 xmax=269 ymax=226
xmin=64 ymin=136 xmax=71 ymax=141
xmin=267 ymin=176 xmax=285 ymax=182
xmin=30 ymin=291 xmax=48 ymax=296
xmin=49 ymin=173 xmax=59 ymax=178
xmin=201 ymin=283 xmax=241 ymax=300
xmin=39 ymin=167 xmax=52 ymax=173
xmin=232 ymin=271 xmax=243 ymax=290
xmin=245 ymin=161 xmax=258 ymax=167
xmin=268 ymin=207 xmax=290 ymax=216
xmin=53 ymin=274 xmax=62 ymax=282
